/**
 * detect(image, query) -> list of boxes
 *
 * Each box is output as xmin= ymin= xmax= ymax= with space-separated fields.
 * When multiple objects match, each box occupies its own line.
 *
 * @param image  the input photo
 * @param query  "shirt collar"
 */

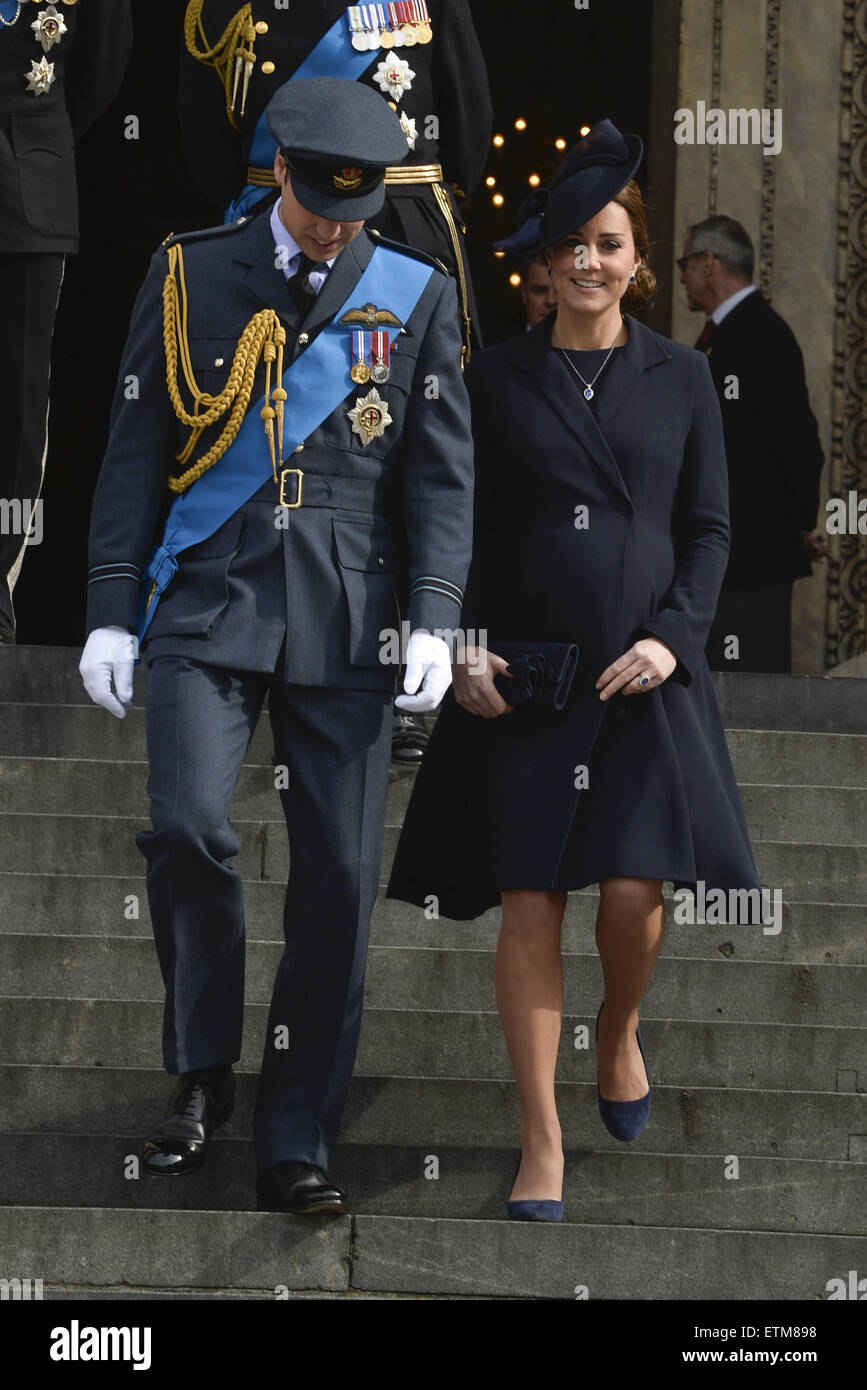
xmin=269 ymin=198 xmax=337 ymax=279
xmin=711 ymin=282 xmax=758 ymax=325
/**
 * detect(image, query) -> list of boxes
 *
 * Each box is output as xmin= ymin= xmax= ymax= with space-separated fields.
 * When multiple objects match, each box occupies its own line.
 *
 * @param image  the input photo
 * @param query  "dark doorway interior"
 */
xmin=15 ymin=0 xmax=661 ymax=644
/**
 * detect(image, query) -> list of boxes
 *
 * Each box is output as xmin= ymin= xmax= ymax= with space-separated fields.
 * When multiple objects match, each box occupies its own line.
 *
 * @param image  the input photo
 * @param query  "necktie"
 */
xmin=286 ymin=253 xmax=319 ymax=319
xmin=695 ymin=318 xmax=715 ymax=351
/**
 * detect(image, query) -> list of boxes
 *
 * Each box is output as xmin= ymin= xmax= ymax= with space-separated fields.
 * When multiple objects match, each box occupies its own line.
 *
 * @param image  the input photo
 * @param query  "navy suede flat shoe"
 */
xmin=595 ymin=1002 xmax=651 ymax=1142
xmin=506 ymin=1150 xmax=563 ymax=1222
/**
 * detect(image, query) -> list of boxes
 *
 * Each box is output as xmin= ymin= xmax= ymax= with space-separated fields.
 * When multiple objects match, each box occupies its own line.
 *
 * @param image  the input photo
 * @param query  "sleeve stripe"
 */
xmin=411 ymin=576 xmax=464 ymax=601
xmin=410 ymin=583 xmax=462 ymax=605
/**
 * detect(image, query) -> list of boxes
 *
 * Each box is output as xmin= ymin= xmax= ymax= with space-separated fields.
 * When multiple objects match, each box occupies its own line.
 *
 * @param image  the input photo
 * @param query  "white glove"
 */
xmin=79 ymin=625 xmax=138 ymax=719
xmin=394 ymin=630 xmax=452 ymax=713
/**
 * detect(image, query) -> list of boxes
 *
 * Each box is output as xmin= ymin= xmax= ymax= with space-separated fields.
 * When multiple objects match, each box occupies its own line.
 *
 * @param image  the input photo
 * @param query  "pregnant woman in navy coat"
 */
xmin=388 ymin=122 xmax=761 ymax=1221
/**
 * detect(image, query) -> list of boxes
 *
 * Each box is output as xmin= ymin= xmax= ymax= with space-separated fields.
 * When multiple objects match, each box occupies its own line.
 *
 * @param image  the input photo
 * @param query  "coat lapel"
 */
xmin=507 ymin=315 xmax=670 ymax=509
xmin=296 ymin=230 xmax=376 ymax=344
xmin=234 ymin=203 xmax=300 ymax=331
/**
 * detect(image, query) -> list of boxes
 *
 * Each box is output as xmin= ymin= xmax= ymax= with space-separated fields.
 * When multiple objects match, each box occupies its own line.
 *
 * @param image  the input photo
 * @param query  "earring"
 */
xmin=628 ymin=272 xmax=636 ymax=285
xmin=546 ymin=264 xmax=553 ymax=278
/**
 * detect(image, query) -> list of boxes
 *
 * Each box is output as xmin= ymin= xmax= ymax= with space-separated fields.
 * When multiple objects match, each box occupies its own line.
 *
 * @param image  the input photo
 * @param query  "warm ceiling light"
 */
xmin=493 ymin=249 xmax=506 ymax=258
xmin=514 ymin=118 xmax=527 ymax=130
xmin=579 ymin=125 xmax=591 ymax=136
xmin=485 ymin=175 xmax=496 ymax=186
xmin=509 ymin=273 xmax=521 ymax=287
xmin=555 ymin=138 xmax=567 ymax=150
xmin=492 ymin=133 xmax=505 ymax=146
xmin=492 ymin=193 xmax=505 ymax=206
xmin=528 ymin=173 xmax=541 ymax=186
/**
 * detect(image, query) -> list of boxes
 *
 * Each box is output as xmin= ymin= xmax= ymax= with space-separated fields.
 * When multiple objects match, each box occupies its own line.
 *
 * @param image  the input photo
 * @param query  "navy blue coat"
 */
xmin=387 ymin=313 xmax=762 ymax=918
xmin=85 ymin=207 xmax=474 ymax=692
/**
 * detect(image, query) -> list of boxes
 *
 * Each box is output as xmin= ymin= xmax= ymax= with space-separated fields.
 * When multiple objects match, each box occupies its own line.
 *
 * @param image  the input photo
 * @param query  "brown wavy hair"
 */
xmin=612 ymin=179 xmax=657 ymax=309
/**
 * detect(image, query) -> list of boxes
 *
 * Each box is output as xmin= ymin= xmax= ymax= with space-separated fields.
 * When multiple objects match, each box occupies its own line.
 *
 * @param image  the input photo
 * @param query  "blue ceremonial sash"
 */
xmin=137 ymin=244 xmax=433 ymax=644
xmin=225 ymin=16 xmax=377 ymax=221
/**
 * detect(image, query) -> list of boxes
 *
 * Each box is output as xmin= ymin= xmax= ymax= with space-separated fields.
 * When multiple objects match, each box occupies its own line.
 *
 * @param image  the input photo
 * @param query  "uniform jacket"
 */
xmin=176 ymin=0 xmax=492 ymax=210
xmin=700 ymin=290 xmax=825 ymax=589
xmin=85 ymin=205 xmax=474 ymax=692
xmin=0 ymin=0 xmax=132 ymax=254
xmin=387 ymin=313 xmax=761 ymax=918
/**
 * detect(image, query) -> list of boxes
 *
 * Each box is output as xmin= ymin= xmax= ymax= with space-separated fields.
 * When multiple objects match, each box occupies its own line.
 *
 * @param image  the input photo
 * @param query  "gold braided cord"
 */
xmin=162 ymin=241 xmax=287 ymax=494
xmin=183 ymin=1 xmax=255 ymax=130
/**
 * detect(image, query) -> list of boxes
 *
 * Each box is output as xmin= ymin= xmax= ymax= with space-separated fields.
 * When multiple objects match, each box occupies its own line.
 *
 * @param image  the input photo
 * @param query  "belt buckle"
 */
xmin=278 ymin=467 xmax=303 ymax=508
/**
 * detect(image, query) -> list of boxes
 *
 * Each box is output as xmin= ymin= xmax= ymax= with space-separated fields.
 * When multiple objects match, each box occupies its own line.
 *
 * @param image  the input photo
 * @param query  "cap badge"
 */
xmin=334 ymin=166 xmax=364 ymax=190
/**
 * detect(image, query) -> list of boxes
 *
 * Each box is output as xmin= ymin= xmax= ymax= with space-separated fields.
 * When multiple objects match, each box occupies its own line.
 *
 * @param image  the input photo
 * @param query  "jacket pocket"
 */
xmin=145 ymin=512 xmax=246 ymax=640
xmin=333 ymin=516 xmax=396 ymax=667
xmin=11 ymin=114 xmax=77 ymax=238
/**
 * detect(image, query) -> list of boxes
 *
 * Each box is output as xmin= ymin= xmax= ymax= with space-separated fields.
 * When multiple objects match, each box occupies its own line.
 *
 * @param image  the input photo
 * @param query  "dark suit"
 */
xmin=388 ymin=313 xmax=760 ymax=919
xmin=85 ymin=207 xmax=474 ymax=1168
xmin=699 ymin=290 xmax=825 ymax=672
xmin=175 ymin=0 xmax=492 ymax=354
xmin=0 ymin=0 xmax=132 ymax=637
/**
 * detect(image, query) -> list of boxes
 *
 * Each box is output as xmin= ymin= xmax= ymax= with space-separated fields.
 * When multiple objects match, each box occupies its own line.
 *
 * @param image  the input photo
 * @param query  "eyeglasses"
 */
xmin=676 ymin=251 xmax=710 ymax=271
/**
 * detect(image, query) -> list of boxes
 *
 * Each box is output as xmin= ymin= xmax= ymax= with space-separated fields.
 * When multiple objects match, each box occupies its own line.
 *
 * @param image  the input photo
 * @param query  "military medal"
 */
xmin=375 ymin=3 xmax=395 ymax=46
xmin=413 ymin=0 xmax=433 ymax=42
xmin=371 ymin=331 xmax=390 ymax=384
xmin=350 ymin=329 xmax=372 ymax=384
xmin=31 ymin=3 xmax=67 ymax=51
xmin=386 ymin=3 xmax=405 ymax=44
xmin=374 ymin=52 xmax=415 ymax=100
xmin=394 ymin=1 xmax=417 ymax=45
xmin=348 ymin=387 xmax=393 ymax=446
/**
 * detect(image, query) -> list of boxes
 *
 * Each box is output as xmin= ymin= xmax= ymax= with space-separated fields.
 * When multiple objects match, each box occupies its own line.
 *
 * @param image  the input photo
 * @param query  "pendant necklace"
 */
xmin=554 ymin=317 xmax=624 ymax=400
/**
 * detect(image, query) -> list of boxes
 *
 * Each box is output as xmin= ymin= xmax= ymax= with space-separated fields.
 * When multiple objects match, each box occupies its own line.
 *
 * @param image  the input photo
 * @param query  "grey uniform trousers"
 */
xmin=137 ymin=651 xmax=393 ymax=1172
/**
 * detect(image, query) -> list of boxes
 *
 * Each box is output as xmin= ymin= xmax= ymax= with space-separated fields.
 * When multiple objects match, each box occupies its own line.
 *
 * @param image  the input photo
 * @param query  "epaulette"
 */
xmin=366 ymin=227 xmax=449 ymax=277
xmin=159 ymin=217 xmax=250 ymax=251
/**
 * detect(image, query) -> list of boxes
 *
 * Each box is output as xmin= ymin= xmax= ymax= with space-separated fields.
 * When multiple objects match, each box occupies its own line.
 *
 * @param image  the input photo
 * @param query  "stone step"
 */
xmin=0 ymin=1204 xmax=863 ymax=1297
xmin=2 ymin=703 xmax=865 ymax=787
xmin=1 ymin=1134 xmax=862 ymax=1235
xmin=1 ymin=934 xmax=864 ymax=1027
xmin=0 ymin=873 xmax=861 ymax=963
xmin=3 ymin=1065 xmax=865 ymax=1161
xmin=1 ymin=1000 xmax=862 ymax=1095
xmin=0 ymin=814 xmax=863 ymax=900
xmin=2 ymin=756 xmax=866 ymax=843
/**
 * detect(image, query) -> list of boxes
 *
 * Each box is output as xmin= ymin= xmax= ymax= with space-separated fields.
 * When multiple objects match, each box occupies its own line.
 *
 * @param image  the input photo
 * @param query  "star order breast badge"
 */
xmin=348 ymin=387 xmax=393 ymax=447
xmin=25 ymin=57 xmax=55 ymax=95
xmin=32 ymin=4 xmax=67 ymax=51
xmin=374 ymin=55 xmax=415 ymax=101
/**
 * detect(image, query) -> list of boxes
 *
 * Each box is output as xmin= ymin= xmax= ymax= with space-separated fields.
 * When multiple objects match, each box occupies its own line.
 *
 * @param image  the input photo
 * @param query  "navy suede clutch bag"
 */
xmin=491 ymin=640 xmax=580 ymax=711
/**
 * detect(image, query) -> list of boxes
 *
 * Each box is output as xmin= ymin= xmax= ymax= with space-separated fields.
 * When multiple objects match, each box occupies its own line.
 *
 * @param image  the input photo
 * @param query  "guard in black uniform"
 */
xmin=79 ymin=77 xmax=473 ymax=1215
xmin=0 ymin=0 xmax=132 ymax=643
xmin=176 ymin=0 xmax=492 ymax=364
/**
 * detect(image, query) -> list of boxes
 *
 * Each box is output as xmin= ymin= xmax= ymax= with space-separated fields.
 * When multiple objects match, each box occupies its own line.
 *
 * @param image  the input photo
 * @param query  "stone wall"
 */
xmin=669 ymin=0 xmax=864 ymax=672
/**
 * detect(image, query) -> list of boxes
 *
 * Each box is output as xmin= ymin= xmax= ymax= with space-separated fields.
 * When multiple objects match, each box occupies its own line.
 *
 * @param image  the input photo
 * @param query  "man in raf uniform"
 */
xmin=0 ymin=0 xmax=132 ymax=643
xmin=79 ymin=76 xmax=473 ymax=1214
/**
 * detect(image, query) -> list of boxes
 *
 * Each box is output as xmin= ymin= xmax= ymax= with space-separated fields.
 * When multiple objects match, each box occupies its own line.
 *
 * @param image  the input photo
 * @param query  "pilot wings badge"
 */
xmin=340 ymin=303 xmax=403 ymax=330
xmin=348 ymin=387 xmax=393 ymax=447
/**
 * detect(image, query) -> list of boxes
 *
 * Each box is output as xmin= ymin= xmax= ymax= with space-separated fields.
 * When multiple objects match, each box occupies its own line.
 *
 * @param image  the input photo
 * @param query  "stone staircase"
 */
xmin=0 ymin=649 xmax=864 ymax=1299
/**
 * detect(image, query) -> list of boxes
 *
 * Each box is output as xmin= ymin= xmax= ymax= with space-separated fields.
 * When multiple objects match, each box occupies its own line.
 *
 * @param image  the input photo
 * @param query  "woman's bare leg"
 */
xmin=496 ymin=888 xmax=568 ymax=1200
xmin=594 ymin=877 xmax=665 ymax=1100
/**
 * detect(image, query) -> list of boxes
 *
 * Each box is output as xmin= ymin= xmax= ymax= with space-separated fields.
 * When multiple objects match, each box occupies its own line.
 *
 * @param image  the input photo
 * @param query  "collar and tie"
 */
xmin=286 ymin=253 xmax=321 ymax=320
xmin=695 ymin=317 xmax=715 ymax=352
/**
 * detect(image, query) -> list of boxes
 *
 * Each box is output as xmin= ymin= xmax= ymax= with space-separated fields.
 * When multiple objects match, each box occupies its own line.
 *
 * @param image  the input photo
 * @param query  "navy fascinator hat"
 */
xmin=494 ymin=119 xmax=644 ymax=256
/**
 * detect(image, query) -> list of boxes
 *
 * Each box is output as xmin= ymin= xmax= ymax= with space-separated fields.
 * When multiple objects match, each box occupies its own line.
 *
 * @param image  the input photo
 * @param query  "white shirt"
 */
xmin=711 ymin=282 xmax=758 ymax=325
xmin=269 ymin=199 xmax=335 ymax=295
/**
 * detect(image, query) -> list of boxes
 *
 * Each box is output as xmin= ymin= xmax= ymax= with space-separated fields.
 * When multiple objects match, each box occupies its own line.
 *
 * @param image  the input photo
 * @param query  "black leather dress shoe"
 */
xmin=256 ymin=1161 xmax=348 ymax=1214
xmin=142 ymin=1068 xmax=235 ymax=1176
xmin=391 ymin=711 xmax=429 ymax=764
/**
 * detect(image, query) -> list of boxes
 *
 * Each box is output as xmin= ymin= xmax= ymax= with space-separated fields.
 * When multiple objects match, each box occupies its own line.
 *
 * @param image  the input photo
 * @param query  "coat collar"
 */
xmin=232 ymin=202 xmax=375 ymax=340
xmin=503 ymin=312 xmax=671 ymax=507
